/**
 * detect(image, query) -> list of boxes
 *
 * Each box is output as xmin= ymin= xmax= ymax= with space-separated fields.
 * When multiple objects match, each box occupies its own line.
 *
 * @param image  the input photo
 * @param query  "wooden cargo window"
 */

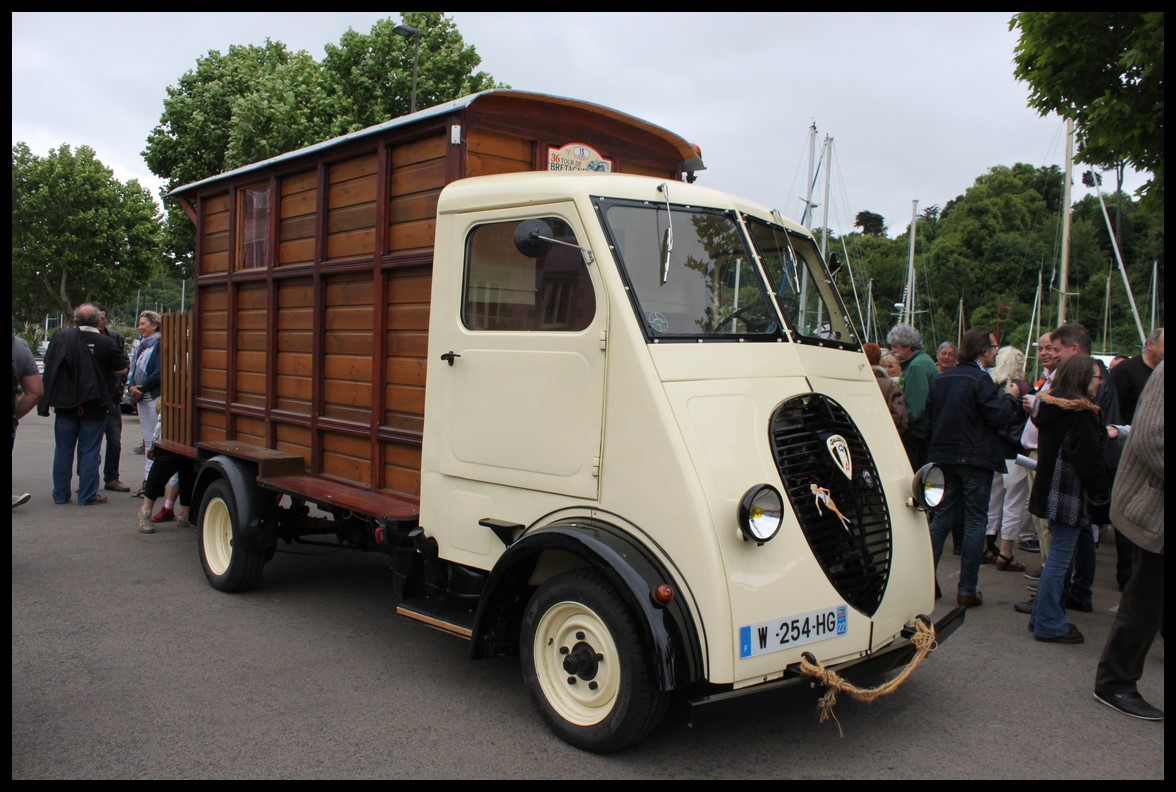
xmin=462 ymin=218 xmax=595 ymax=332
xmin=237 ymin=183 xmax=272 ymax=269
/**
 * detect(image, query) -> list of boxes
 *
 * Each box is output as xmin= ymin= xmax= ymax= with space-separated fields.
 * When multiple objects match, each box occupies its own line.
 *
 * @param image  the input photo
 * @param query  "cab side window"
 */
xmin=462 ymin=218 xmax=595 ymax=332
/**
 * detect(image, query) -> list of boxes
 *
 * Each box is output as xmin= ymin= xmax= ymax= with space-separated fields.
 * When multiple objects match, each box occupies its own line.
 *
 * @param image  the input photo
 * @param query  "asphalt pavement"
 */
xmin=11 ymin=410 xmax=1165 ymax=779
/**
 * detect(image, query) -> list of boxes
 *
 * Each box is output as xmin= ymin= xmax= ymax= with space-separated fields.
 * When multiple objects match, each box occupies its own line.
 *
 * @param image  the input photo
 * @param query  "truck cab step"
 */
xmin=396 ymin=596 xmax=476 ymax=639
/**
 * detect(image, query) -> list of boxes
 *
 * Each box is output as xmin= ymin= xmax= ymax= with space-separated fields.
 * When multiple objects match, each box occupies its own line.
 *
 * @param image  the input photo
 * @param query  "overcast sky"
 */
xmin=11 ymin=12 xmax=1143 ymax=239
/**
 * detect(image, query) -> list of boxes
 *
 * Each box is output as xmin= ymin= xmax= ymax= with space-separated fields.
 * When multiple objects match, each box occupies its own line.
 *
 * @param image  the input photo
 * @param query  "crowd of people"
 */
xmin=12 ymin=304 xmax=192 ymax=532
xmin=878 ymin=321 xmax=1164 ymax=722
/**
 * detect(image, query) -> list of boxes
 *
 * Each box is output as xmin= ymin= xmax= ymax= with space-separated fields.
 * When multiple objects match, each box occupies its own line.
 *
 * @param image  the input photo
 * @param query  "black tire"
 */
xmin=198 ymin=479 xmax=265 ymax=592
xmin=520 ymin=568 xmax=669 ymax=753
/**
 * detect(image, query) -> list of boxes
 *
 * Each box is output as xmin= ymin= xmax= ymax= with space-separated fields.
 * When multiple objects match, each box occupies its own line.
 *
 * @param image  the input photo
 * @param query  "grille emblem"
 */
xmin=826 ymin=435 xmax=853 ymax=480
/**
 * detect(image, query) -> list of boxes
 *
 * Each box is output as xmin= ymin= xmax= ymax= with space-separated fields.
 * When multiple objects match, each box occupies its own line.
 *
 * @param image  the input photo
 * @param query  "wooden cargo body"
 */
xmin=164 ymin=91 xmax=704 ymax=512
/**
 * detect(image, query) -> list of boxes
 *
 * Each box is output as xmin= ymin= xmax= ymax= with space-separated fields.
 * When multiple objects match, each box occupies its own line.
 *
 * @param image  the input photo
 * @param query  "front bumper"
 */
xmin=682 ymin=606 xmax=965 ymax=726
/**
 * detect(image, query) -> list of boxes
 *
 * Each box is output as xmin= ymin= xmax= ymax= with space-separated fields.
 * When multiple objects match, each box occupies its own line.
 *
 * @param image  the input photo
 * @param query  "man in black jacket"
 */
xmin=96 ymin=306 xmax=130 ymax=493
xmin=37 ymin=304 xmax=129 ymax=506
xmin=925 ymin=325 xmax=1021 ymax=607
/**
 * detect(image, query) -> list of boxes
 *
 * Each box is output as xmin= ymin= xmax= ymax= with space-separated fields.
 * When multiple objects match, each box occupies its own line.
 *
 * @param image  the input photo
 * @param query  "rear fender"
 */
xmin=193 ymin=455 xmax=275 ymax=550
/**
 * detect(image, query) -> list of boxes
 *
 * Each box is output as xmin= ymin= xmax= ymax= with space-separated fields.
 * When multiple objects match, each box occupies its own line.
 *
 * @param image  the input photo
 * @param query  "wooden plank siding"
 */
xmin=173 ymin=94 xmax=693 ymax=505
xmin=278 ymin=170 xmax=317 ymax=266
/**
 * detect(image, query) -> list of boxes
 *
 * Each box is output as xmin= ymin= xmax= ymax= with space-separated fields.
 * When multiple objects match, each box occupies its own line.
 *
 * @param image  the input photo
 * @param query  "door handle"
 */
xmin=440 ymin=351 xmax=461 ymax=366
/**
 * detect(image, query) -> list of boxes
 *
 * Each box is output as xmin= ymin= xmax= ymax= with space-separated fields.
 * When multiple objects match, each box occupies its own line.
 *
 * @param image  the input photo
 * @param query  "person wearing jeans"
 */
xmin=924 ymin=325 xmax=1021 ymax=607
xmin=36 ymin=304 xmax=129 ymax=507
xmin=51 ymin=407 xmax=106 ymax=504
xmin=1027 ymin=354 xmax=1111 ymax=644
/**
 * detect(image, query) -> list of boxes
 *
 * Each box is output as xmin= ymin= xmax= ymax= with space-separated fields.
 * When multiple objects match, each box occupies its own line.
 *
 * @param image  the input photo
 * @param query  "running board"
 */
xmin=396 ymin=596 xmax=475 ymax=640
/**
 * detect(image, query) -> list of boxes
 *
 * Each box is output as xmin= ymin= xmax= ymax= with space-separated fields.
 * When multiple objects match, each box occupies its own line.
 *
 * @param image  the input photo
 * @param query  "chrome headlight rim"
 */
xmin=739 ymin=484 xmax=784 ymax=544
xmin=911 ymin=463 xmax=945 ymax=512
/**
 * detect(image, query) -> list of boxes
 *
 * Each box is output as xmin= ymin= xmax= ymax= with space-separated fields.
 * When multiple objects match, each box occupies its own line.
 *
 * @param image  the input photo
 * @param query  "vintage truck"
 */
xmin=161 ymin=90 xmax=959 ymax=752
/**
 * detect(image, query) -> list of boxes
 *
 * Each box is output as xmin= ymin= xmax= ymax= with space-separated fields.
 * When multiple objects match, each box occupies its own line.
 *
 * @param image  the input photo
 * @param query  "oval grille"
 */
xmin=769 ymin=394 xmax=891 ymax=615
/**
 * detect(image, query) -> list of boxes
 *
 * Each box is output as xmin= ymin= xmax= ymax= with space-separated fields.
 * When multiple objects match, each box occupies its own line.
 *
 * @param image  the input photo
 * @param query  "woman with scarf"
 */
xmin=126 ymin=311 xmax=162 ymax=496
xmin=1027 ymin=353 xmax=1112 ymax=644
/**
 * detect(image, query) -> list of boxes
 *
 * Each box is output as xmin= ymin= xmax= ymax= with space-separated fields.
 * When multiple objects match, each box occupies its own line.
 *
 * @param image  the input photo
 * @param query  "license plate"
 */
xmin=739 ymin=605 xmax=847 ymax=658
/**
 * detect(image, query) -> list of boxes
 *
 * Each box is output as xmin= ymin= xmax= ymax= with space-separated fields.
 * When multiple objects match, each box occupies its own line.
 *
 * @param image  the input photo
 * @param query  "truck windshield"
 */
xmin=599 ymin=200 xmax=779 ymax=340
xmin=744 ymin=216 xmax=856 ymax=346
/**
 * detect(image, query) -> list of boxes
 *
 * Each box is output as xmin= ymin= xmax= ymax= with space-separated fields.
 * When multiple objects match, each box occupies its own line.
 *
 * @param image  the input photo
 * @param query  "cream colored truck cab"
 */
xmin=413 ymin=171 xmax=960 ymax=752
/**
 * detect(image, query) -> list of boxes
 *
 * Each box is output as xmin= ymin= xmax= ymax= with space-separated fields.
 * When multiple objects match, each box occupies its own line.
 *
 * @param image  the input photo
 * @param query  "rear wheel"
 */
xmin=198 ymin=479 xmax=265 ymax=592
xmin=520 ymin=568 xmax=669 ymax=752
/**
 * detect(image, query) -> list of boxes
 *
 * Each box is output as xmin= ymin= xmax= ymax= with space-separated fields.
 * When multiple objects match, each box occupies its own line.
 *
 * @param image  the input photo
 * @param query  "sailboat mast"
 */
xmin=903 ymin=200 xmax=918 ymax=326
xmin=819 ymin=135 xmax=832 ymax=260
xmin=1058 ymin=119 xmax=1073 ymax=325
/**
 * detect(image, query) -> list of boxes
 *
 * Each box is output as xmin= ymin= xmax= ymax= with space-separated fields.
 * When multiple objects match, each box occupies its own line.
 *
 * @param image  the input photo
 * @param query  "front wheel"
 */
xmin=198 ymin=479 xmax=265 ymax=592
xmin=520 ymin=568 xmax=669 ymax=752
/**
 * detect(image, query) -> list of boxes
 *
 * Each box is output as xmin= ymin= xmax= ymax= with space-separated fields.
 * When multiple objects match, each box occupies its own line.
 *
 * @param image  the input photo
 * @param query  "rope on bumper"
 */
xmin=799 ymin=618 xmax=938 ymax=734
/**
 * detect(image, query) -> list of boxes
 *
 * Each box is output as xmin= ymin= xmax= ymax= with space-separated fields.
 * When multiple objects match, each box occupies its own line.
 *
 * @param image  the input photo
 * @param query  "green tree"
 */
xmin=12 ymin=142 xmax=162 ymax=324
xmin=1010 ymin=12 xmax=1164 ymax=209
xmin=321 ymin=12 xmax=504 ymax=135
xmin=853 ymin=210 xmax=885 ymax=237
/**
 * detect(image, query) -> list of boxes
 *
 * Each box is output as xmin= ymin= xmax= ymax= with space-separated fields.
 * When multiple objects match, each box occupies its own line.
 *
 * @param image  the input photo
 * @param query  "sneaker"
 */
xmin=104 ymin=479 xmax=131 ymax=492
xmin=133 ymin=442 xmax=145 ymax=455
xmin=1019 ymin=538 xmax=1041 ymax=553
xmin=137 ymin=511 xmax=155 ymax=534
xmin=1013 ymin=599 xmax=1034 ymax=614
xmin=1094 ymin=690 xmax=1164 ymax=721
xmin=175 ymin=514 xmax=193 ymax=529
xmin=12 ymin=493 xmax=31 ymax=509
xmin=152 ymin=506 xmax=176 ymax=523
xmin=1035 ymin=623 xmax=1084 ymax=644
xmin=1024 ymin=566 xmax=1042 ymax=581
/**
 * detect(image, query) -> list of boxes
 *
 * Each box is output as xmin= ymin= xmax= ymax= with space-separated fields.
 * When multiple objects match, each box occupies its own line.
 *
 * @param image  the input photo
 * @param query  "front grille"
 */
xmin=769 ymin=394 xmax=891 ymax=615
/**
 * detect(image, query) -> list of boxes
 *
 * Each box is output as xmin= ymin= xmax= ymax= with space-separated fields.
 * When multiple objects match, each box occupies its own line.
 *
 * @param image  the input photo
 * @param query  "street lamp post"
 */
xmin=393 ymin=23 xmax=420 ymax=115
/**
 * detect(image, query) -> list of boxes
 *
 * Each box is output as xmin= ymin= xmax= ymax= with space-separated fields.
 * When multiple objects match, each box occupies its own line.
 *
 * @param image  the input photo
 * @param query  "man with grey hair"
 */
xmin=36 ymin=304 xmax=129 ymax=506
xmin=888 ymin=323 xmax=937 ymax=469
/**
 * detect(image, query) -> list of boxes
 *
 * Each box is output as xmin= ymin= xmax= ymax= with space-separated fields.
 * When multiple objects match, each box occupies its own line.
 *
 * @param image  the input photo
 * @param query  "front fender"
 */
xmin=470 ymin=517 xmax=703 ymax=691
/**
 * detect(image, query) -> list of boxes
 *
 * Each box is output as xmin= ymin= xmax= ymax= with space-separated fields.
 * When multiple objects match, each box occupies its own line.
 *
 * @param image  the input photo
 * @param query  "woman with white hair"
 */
xmin=985 ymin=345 xmax=1032 ymax=571
xmin=127 ymin=310 xmax=162 ymax=496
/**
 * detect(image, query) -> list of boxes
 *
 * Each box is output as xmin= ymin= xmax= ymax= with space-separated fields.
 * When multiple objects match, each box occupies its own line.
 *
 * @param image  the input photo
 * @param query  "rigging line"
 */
xmin=823 ymin=138 xmax=869 ymax=336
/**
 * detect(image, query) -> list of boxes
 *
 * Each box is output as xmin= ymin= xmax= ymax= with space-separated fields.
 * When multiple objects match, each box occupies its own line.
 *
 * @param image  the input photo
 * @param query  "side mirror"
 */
xmin=514 ymin=219 xmax=554 ymax=258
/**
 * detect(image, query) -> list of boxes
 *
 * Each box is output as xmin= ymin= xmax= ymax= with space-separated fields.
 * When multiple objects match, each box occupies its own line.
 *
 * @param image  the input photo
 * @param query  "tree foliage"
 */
xmin=836 ymin=162 xmax=1163 ymax=363
xmin=854 ymin=211 xmax=885 ymax=237
xmin=11 ymin=142 xmax=162 ymax=324
xmin=1010 ymin=12 xmax=1164 ymax=210
xmin=143 ymin=12 xmax=506 ymax=271
xmin=322 ymin=12 xmax=502 ymax=135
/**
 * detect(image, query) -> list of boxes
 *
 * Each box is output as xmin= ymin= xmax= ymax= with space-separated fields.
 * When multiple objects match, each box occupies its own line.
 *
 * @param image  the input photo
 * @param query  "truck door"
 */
xmin=430 ymin=205 xmax=606 ymax=500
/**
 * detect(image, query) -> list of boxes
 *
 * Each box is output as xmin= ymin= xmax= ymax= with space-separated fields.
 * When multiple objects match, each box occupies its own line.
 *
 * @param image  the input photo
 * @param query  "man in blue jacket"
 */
xmin=925 ymin=325 xmax=1022 ymax=607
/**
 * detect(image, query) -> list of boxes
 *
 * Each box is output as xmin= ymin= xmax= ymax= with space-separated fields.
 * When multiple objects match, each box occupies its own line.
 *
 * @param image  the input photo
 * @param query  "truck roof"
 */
xmin=438 ymin=171 xmax=813 ymax=238
xmin=169 ymin=90 xmax=706 ymax=199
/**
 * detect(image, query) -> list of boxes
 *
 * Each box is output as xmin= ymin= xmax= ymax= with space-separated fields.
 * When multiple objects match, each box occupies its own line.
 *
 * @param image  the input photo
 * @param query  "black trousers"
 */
xmin=103 ymin=405 xmax=121 ymax=483
xmin=143 ymin=445 xmax=196 ymax=506
xmin=1095 ymin=544 xmax=1164 ymax=694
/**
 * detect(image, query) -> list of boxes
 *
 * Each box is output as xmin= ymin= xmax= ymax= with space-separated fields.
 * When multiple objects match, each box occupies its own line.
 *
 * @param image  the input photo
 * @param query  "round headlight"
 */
xmin=911 ymin=463 xmax=945 ymax=511
xmin=739 ymin=485 xmax=784 ymax=544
